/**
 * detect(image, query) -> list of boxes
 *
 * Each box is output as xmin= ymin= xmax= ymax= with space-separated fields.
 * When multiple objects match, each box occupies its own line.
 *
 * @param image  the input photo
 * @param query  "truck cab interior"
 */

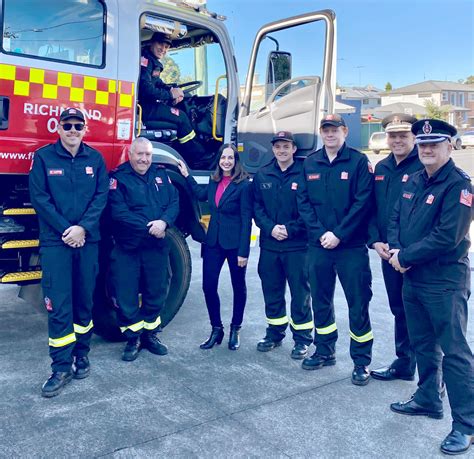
xmin=137 ymin=17 xmax=227 ymax=171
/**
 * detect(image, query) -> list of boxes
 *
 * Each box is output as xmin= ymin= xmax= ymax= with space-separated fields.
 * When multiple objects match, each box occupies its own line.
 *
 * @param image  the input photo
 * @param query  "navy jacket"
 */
xmin=29 ymin=140 xmax=109 ymax=246
xmin=368 ymin=147 xmax=423 ymax=246
xmin=108 ymin=162 xmax=179 ymax=251
xmin=186 ymin=175 xmax=253 ymax=257
xmin=297 ymin=143 xmax=374 ymax=248
xmin=139 ymin=47 xmax=174 ymax=119
xmin=388 ymin=159 xmax=472 ymax=288
xmin=253 ymin=158 xmax=307 ymax=252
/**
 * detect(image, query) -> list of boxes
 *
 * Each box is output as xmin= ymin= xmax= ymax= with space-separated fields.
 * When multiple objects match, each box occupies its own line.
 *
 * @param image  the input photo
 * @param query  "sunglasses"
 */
xmin=61 ymin=123 xmax=85 ymax=131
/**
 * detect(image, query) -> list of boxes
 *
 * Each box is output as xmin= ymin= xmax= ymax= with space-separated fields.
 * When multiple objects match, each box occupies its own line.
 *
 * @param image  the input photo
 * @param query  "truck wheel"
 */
xmin=92 ymin=227 xmax=192 ymax=342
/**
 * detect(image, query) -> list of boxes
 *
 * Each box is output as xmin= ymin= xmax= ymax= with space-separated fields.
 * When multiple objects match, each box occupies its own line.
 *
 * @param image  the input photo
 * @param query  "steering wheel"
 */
xmin=178 ymin=80 xmax=203 ymax=94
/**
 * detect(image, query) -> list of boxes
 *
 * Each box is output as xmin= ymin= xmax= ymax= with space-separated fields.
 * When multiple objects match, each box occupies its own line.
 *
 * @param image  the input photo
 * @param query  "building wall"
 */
xmin=336 ymin=95 xmax=362 ymax=148
xmin=382 ymin=92 xmax=442 ymax=106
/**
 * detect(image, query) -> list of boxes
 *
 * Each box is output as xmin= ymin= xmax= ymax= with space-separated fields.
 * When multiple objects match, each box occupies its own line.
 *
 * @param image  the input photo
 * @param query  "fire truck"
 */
xmin=0 ymin=0 xmax=336 ymax=339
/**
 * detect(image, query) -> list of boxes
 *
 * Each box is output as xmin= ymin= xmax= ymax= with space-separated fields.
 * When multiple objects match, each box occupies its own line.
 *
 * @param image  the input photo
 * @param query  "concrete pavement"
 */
xmin=0 ymin=242 xmax=472 ymax=458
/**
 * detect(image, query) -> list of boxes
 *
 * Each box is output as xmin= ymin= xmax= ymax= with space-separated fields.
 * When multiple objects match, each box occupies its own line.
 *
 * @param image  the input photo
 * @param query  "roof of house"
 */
xmin=382 ymin=80 xmax=474 ymax=95
xmin=362 ymin=102 xmax=427 ymax=119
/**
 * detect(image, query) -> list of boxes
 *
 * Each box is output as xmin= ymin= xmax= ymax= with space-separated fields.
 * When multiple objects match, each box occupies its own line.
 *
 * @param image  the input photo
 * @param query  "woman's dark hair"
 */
xmin=211 ymin=143 xmax=249 ymax=184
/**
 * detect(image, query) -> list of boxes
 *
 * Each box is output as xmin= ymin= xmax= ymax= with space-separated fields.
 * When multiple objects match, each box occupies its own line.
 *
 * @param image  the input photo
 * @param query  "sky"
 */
xmin=207 ymin=0 xmax=474 ymax=90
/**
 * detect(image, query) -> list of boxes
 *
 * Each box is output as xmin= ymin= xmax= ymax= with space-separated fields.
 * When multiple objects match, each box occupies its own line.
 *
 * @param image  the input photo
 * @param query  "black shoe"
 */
xmin=256 ymin=336 xmax=282 ymax=352
xmin=41 ymin=371 xmax=73 ymax=398
xmin=228 ymin=325 xmax=241 ymax=351
xmin=200 ymin=326 xmax=224 ymax=349
xmin=301 ymin=352 xmax=336 ymax=370
xmin=141 ymin=332 xmax=168 ymax=355
xmin=122 ymin=337 xmax=141 ymax=361
xmin=291 ymin=344 xmax=308 ymax=360
xmin=390 ymin=396 xmax=443 ymax=419
xmin=352 ymin=365 xmax=370 ymax=386
xmin=73 ymin=356 xmax=90 ymax=379
xmin=370 ymin=366 xmax=414 ymax=381
xmin=440 ymin=430 xmax=473 ymax=455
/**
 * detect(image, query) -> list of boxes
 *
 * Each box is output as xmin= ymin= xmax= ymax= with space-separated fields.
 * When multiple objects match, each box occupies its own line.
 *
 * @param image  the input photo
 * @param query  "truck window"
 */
xmin=1 ymin=0 xmax=105 ymax=67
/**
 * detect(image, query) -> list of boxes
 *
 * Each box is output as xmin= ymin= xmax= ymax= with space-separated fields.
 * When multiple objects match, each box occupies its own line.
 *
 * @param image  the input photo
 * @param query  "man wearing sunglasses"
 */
xmin=29 ymin=107 xmax=109 ymax=398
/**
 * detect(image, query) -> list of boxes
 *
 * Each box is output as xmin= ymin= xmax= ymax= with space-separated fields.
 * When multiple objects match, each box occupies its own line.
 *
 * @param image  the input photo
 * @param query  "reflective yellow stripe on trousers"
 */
xmin=266 ymin=315 xmax=289 ymax=326
xmin=178 ymin=130 xmax=196 ymax=144
xmin=289 ymin=318 xmax=314 ymax=330
xmin=315 ymin=323 xmax=337 ymax=335
xmin=349 ymin=330 xmax=374 ymax=343
xmin=143 ymin=316 xmax=161 ymax=330
xmin=120 ymin=320 xmax=144 ymax=333
xmin=74 ymin=320 xmax=93 ymax=334
xmin=49 ymin=332 xmax=76 ymax=348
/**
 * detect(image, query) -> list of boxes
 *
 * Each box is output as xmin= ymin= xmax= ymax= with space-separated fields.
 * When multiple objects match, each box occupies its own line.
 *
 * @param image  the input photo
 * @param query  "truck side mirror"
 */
xmin=265 ymin=51 xmax=292 ymax=102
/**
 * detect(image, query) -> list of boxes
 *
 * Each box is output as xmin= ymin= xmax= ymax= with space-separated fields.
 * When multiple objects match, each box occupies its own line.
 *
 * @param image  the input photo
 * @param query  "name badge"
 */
xmin=375 ymin=175 xmax=384 ymax=181
xmin=307 ymin=173 xmax=320 ymax=181
xmin=402 ymin=192 xmax=414 ymax=200
xmin=260 ymin=182 xmax=272 ymax=189
xmin=48 ymin=169 xmax=64 ymax=176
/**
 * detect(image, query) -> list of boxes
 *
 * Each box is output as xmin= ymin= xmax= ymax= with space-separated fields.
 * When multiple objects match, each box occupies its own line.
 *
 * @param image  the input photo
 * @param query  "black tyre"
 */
xmin=92 ymin=227 xmax=192 ymax=341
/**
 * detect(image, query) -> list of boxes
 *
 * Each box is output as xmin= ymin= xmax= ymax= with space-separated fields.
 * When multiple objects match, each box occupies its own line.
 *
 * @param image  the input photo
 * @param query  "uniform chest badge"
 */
xmin=109 ymin=178 xmax=117 ymax=190
xmin=85 ymin=166 xmax=94 ymax=175
xmin=425 ymin=194 xmax=435 ymax=205
xmin=48 ymin=169 xmax=64 ymax=176
xmin=291 ymin=182 xmax=298 ymax=190
xmin=155 ymin=177 xmax=163 ymax=184
xmin=402 ymin=174 xmax=409 ymax=182
xmin=402 ymin=192 xmax=414 ymax=200
xmin=152 ymin=70 xmax=161 ymax=78
xmin=340 ymin=171 xmax=349 ymax=180
xmin=307 ymin=173 xmax=320 ymax=181
xmin=460 ymin=189 xmax=472 ymax=207
xmin=375 ymin=175 xmax=384 ymax=181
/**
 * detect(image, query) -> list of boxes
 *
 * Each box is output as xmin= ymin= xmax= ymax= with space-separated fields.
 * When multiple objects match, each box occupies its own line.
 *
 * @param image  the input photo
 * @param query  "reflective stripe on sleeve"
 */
xmin=120 ymin=321 xmax=144 ymax=333
xmin=349 ymin=330 xmax=374 ymax=343
xmin=49 ymin=332 xmax=76 ymax=348
xmin=74 ymin=320 xmax=93 ymax=334
xmin=143 ymin=316 xmax=162 ymax=330
xmin=266 ymin=315 xmax=289 ymax=326
xmin=315 ymin=323 xmax=337 ymax=335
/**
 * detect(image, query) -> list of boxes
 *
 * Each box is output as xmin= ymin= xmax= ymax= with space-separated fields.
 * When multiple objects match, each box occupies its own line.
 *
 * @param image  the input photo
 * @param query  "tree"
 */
xmin=424 ymin=99 xmax=449 ymax=120
xmin=385 ymin=82 xmax=392 ymax=91
xmin=160 ymin=57 xmax=194 ymax=85
xmin=464 ymin=75 xmax=474 ymax=85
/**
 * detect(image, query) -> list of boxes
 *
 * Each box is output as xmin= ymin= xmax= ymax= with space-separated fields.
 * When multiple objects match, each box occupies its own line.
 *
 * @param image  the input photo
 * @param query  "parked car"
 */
xmin=368 ymin=131 xmax=389 ymax=154
xmin=460 ymin=131 xmax=474 ymax=149
xmin=451 ymin=134 xmax=463 ymax=150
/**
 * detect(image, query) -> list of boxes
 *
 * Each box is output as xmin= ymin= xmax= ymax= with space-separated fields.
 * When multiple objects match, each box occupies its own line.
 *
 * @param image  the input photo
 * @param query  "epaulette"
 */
xmin=455 ymin=167 xmax=471 ymax=181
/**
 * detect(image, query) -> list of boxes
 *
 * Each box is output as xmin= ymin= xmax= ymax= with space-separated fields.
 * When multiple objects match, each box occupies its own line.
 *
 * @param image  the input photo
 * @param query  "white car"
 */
xmin=460 ymin=131 xmax=474 ymax=148
xmin=368 ymin=131 xmax=389 ymax=154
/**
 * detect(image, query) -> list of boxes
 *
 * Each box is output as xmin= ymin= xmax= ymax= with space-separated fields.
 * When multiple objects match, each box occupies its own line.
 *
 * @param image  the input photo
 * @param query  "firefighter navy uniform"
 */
xmin=368 ymin=144 xmax=423 ymax=378
xmin=253 ymin=157 xmax=313 ymax=348
xmin=388 ymin=121 xmax=473 ymax=451
xmin=29 ymin=139 xmax=109 ymax=373
xmin=108 ymin=161 xmax=179 ymax=345
xmin=298 ymin=142 xmax=374 ymax=368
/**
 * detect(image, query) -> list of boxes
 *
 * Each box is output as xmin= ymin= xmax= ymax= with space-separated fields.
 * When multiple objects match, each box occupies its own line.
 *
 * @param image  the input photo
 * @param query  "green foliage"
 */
xmin=424 ymin=99 xmax=449 ymax=120
xmin=464 ymin=75 xmax=474 ymax=85
xmin=160 ymin=57 xmax=194 ymax=85
xmin=384 ymin=82 xmax=392 ymax=91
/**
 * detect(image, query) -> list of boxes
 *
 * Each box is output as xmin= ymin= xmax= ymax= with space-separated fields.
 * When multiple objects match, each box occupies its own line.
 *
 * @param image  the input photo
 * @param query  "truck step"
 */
xmin=1 ymin=239 xmax=39 ymax=249
xmin=1 ymin=270 xmax=42 ymax=283
xmin=2 ymin=208 xmax=36 ymax=215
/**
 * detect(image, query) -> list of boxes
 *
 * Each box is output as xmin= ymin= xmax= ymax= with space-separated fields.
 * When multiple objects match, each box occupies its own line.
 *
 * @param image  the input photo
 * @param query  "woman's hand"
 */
xmin=177 ymin=160 xmax=189 ymax=178
xmin=237 ymin=256 xmax=248 ymax=267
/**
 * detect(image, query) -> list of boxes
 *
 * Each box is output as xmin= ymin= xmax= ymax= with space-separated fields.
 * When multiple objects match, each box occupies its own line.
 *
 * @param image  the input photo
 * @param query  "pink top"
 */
xmin=215 ymin=175 xmax=232 ymax=206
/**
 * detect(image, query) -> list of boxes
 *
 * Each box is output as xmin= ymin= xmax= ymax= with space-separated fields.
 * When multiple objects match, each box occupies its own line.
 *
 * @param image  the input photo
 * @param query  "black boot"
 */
xmin=122 ymin=336 xmax=141 ymax=361
xmin=200 ymin=326 xmax=224 ymax=349
xmin=73 ymin=356 xmax=90 ymax=379
xmin=41 ymin=370 xmax=73 ymax=398
xmin=228 ymin=325 xmax=241 ymax=351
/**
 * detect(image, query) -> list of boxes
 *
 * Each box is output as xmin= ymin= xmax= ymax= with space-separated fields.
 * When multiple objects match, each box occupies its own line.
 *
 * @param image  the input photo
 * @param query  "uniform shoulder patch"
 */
xmin=141 ymin=56 xmax=149 ymax=67
xmin=459 ymin=189 xmax=472 ymax=207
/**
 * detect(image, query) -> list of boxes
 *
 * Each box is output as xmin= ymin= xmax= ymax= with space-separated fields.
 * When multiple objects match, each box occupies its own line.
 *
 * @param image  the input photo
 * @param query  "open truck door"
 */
xmin=238 ymin=10 xmax=337 ymax=173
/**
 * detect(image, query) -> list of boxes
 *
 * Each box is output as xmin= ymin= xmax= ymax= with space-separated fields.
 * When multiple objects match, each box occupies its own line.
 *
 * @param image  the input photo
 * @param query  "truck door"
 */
xmin=238 ymin=10 xmax=336 ymax=173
